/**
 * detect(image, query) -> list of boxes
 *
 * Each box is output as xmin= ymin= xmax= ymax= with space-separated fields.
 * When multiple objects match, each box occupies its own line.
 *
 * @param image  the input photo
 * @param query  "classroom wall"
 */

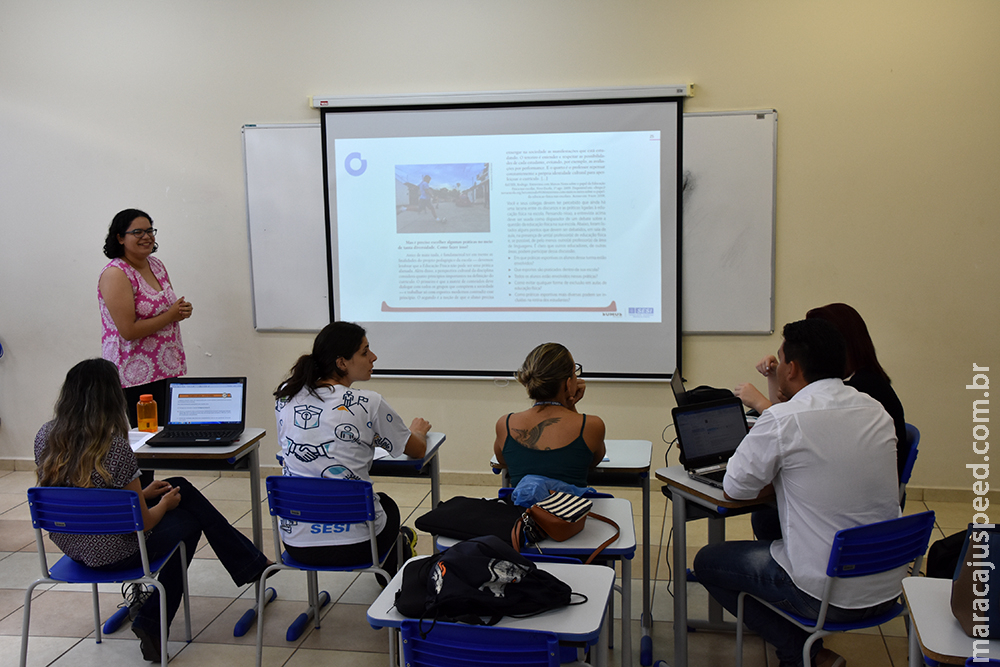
xmin=1 ymin=1 xmax=996 ymax=492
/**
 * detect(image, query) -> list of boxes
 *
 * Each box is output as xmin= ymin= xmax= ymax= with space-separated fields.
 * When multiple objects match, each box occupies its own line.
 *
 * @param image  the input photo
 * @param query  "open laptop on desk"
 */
xmin=144 ymin=377 xmax=247 ymax=447
xmin=672 ymin=397 xmax=749 ymax=489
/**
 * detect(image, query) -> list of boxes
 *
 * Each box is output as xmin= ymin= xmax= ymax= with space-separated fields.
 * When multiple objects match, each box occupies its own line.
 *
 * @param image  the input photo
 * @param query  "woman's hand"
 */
xmin=567 ymin=378 xmax=587 ymax=408
xmin=157 ymin=485 xmax=182 ymax=512
xmin=409 ymin=417 xmax=431 ymax=437
xmin=168 ymin=296 xmax=193 ymax=323
xmin=142 ymin=480 xmax=172 ymax=501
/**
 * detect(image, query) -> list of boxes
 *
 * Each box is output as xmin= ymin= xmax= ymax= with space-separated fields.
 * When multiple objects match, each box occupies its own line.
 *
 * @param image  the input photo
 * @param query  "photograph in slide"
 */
xmin=395 ymin=162 xmax=491 ymax=234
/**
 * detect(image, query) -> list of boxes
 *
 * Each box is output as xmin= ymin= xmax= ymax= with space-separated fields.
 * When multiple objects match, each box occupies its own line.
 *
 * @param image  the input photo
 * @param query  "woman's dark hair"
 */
xmin=103 ymin=208 xmax=158 ymax=259
xmin=274 ymin=322 xmax=367 ymax=401
xmin=806 ymin=303 xmax=890 ymax=383
xmin=781 ymin=319 xmax=847 ymax=384
xmin=515 ymin=343 xmax=575 ymax=401
xmin=36 ymin=359 xmax=129 ymax=488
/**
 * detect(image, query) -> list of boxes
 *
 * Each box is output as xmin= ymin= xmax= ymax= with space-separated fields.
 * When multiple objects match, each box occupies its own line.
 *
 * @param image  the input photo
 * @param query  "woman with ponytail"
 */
xmin=493 ymin=342 xmax=606 ymax=488
xmin=274 ymin=322 xmax=430 ymax=577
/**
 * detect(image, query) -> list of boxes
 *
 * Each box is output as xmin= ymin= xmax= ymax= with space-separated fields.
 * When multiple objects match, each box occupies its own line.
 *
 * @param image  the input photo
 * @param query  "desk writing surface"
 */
xmin=903 ymin=576 xmax=998 ymax=665
xmin=372 ymin=431 xmax=444 ymax=466
xmin=655 ymin=465 xmax=762 ymax=510
xmin=133 ymin=427 xmax=265 ymax=461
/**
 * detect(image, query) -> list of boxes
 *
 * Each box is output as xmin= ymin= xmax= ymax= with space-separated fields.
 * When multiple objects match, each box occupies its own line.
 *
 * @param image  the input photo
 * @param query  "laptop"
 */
xmin=144 ymin=377 xmax=247 ymax=447
xmin=671 ymin=397 xmax=749 ymax=489
xmin=670 ymin=368 xmax=690 ymax=407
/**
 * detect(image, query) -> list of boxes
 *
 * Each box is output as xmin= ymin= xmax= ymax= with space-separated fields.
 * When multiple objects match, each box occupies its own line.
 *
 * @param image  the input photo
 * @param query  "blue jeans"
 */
xmin=101 ymin=477 xmax=268 ymax=635
xmin=693 ymin=540 xmax=896 ymax=667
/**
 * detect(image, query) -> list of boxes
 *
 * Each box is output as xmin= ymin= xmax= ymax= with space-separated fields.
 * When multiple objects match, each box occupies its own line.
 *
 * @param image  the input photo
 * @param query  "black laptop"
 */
xmin=670 ymin=368 xmax=690 ymax=407
xmin=144 ymin=377 xmax=247 ymax=447
xmin=672 ymin=397 xmax=749 ymax=489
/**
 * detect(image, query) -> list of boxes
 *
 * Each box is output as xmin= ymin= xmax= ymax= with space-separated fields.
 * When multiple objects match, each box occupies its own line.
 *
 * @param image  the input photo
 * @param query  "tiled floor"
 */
xmin=0 ymin=468 xmax=956 ymax=666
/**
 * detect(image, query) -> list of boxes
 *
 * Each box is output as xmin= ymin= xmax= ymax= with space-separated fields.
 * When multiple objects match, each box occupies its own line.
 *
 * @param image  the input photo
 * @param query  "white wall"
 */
xmin=1 ymin=1 xmax=997 ymax=490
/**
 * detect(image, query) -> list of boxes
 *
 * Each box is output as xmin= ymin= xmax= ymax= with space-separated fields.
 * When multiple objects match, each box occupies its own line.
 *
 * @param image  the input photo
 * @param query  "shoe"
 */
xmin=400 ymin=526 xmax=418 ymax=561
xmin=132 ymin=623 xmax=162 ymax=662
xmin=120 ymin=582 xmax=153 ymax=622
xmin=249 ymin=560 xmax=278 ymax=586
xmin=813 ymin=649 xmax=846 ymax=667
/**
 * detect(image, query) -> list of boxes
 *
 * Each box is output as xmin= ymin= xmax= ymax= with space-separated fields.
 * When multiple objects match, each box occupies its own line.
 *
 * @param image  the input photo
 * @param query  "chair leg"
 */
xmin=91 ymin=582 xmax=103 ymax=643
xmin=20 ymin=581 xmax=44 ymax=667
xmin=153 ymin=580 xmax=169 ymax=667
xmin=178 ymin=543 xmax=192 ymax=641
xmin=735 ymin=591 xmax=746 ymax=667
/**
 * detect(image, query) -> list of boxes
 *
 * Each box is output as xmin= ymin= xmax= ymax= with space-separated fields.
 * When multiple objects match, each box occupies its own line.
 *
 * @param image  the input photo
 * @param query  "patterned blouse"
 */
xmin=98 ymin=256 xmax=187 ymax=388
xmin=33 ymin=421 xmax=142 ymax=567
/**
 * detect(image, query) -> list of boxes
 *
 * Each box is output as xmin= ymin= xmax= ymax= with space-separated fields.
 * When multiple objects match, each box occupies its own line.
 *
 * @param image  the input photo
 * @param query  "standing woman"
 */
xmin=274 ymin=322 xmax=430 ymax=578
xmin=99 ymin=209 xmax=192 ymax=425
xmin=34 ymin=359 xmax=269 ymax=662
xmin=494 ymin=343 xmax=606 ymax=489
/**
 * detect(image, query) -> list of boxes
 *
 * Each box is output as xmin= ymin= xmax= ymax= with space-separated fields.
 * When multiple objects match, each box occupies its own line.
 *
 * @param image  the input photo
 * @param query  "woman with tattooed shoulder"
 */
xmin=494 ymin=343 xmax=606 ymax=488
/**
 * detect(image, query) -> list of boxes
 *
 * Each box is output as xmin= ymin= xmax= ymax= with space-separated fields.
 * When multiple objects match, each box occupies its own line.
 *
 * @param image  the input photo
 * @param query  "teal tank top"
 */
xmin=503 ymin=413 xmax=593 ymax=488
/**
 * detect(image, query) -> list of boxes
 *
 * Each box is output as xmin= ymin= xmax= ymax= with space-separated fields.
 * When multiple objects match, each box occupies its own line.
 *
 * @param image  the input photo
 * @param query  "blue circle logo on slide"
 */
xmin=344 ymin=152 xmax=367 ymax=176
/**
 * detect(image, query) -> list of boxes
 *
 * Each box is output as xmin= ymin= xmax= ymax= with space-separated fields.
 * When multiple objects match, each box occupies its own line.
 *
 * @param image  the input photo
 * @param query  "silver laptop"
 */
xmin=672 ymin=397 xmax=749 ymax=489
xmin=144 ymin=377 xmax=247 ymax=447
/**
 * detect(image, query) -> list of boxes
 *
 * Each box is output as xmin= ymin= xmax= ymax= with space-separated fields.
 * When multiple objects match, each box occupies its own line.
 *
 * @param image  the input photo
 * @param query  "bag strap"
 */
xmin=583 ymin=512 xmax=620 ymax=564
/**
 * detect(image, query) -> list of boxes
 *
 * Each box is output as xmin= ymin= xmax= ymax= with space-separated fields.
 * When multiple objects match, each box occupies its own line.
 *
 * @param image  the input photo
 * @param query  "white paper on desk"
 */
xmin=373 ymin=447 xmax=390 ymax=461
xmin=129 ymin=429 xmax=158 ymax=452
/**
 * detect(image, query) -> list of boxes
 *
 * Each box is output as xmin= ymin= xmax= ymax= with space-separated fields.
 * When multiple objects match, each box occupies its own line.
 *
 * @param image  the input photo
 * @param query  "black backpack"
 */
xmin=394 ymin=535 xmax=582 ymax=626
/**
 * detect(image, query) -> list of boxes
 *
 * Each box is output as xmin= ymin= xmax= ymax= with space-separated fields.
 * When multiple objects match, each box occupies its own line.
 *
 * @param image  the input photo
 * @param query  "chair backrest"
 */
xmin=827 ymin=510 xmax=936 ymax=579
xmin=400 ymin=619 xmax=560 ymax=667
xmin=900 ymin=423 xmax=920 ymax=486
xmin=27 ymin=487 xmax=144 ymax=535
xmin=266 ymin=476 xmax=376 ymax=525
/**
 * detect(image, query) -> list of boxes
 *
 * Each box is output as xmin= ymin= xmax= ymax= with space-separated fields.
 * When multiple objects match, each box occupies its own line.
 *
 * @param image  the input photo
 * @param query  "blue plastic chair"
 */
xmin=401 ymin=619 xmax=589 ymax=667
xmin=255 ymin=476 xmax=401 ymax=667
xmin=899 ymin=423 xmax=920 ymax=504
xmin=734 ymin=510 xmax=937 ymax=667
xmin=20 ymin=487 xmax=191 ymax=667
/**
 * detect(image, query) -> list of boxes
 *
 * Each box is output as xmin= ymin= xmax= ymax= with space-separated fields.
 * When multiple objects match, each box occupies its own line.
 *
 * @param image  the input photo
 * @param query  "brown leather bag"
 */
xmin=511 ymin=492 xmax=620 ymax=564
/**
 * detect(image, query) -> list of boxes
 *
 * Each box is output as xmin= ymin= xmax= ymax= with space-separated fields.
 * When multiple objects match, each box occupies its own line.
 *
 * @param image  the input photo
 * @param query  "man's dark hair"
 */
xmin=781 ymin=318 xmax=847 ymax=383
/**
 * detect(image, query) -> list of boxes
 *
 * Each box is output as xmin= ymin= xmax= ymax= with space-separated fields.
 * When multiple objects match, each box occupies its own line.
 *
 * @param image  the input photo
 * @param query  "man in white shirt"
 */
xmin=693 ymin=319 xmax=900 ymax=667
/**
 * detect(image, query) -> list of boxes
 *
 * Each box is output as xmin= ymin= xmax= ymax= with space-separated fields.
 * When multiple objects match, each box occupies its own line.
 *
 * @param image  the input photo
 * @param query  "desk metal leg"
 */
xmin=429 ymin=454 xmax=441 ymax=508
xmin=249 ymin=448 xmax=263 ymax=549
xmin=641 ymin=472 xmax=653 ymax=664
xmin=706 ymin=517 xmax=725 ymax=625
xmin=622 ymin=558 xmax=633 ymax=666
xmin=672 ymin=492 xmax=688 ymax=667
xmin=235 ymin=447 xmax=267 ymax=637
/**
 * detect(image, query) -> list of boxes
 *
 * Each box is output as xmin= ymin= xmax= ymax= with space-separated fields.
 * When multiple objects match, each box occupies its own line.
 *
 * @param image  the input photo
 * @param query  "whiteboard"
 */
xmin=242 ymin=110 xmax=776 ymax=334
xmin=242 ymin=124 xmax=329 ymax=331
xmin=682 ymin=110 xmax=776 ymax=333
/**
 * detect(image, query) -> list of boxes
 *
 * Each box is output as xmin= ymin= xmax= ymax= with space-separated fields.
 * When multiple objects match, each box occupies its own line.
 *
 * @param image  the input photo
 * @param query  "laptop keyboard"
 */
xmin=162 ymin=429 xmax=241 ymax=441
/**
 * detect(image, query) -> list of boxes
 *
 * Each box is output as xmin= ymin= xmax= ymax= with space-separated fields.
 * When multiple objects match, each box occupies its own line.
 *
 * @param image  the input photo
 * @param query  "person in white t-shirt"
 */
xmin=274 ymin=322 xmax=431 ymax=580
xmin=693 ymin=319 xmax=900 ymax=667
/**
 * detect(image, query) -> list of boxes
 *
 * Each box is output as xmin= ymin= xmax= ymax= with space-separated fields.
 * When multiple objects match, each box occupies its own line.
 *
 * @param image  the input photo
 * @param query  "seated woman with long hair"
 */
xmin=273 ymin=321 xmax=430 ymax=579
xmin=494 ymin=342 xmax=606 ymax=490
xmin=735 ymin=302 xmax=906 ymax=478
xmin=34 ymin=359 xmax=269 ymax=663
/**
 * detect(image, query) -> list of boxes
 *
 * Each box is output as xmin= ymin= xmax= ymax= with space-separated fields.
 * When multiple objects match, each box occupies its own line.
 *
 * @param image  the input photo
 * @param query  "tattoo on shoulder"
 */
xmin=512 ymin=418 xmax=561 ymax=449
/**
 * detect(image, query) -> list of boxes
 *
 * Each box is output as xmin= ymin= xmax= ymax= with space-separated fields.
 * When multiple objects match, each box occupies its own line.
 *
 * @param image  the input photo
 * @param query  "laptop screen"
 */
xmin=674 ymin=399 xmax=749 ymax=465
xmin=670 ymin=368 xmax=687 ymax=406
xmin=166 ymin=379 xmax=245 ymax=427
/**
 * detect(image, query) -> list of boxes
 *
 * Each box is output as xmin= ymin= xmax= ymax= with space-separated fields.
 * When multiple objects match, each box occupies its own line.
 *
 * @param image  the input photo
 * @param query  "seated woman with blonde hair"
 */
xmin=494 ymin=343 xmax=606 ymax=490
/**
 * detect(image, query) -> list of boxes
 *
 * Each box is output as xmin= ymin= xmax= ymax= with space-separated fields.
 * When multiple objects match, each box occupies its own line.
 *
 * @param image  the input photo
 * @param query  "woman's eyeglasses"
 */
xmin=124 ymin=228 xmax=157 ymax=238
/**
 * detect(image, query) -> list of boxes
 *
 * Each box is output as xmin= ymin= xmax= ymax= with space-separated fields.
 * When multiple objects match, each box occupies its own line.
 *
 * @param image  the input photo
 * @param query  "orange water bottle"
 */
xmin=137 ymin=394 xmax=158 ymax=433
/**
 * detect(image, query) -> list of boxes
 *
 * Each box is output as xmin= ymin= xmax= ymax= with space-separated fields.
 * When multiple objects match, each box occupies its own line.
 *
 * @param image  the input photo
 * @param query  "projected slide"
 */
xmin=334 ymin=130 xmax=661 ymax=324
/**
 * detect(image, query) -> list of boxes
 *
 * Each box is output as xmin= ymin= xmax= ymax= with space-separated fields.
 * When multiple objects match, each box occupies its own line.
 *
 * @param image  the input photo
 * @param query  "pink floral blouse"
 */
xmin=98 ymin=257 xmax=187 ymax=387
